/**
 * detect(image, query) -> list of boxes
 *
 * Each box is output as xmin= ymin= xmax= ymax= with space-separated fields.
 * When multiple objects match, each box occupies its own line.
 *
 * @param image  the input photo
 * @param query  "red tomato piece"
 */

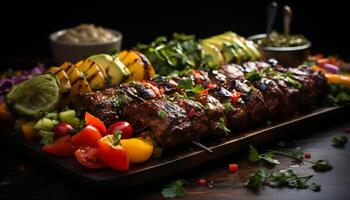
xmin=207 ymin=83 xmax=217 ymax=89
xmin=304 ymin=152 xmax=311 ymax=159
xmin=231 ymin=91 xmax=241 ymax=104
xmin=107 ymin=121 xmax=133 ymax=139
xmin=228 ymin=164 xmax=238 ymax=173
xmin=85 ymin=112 xmax=107 ymax=136
xmin=72 ymin=125 xmax=102 ymax=147
xmin=197 ymin=178 xmax=207 ymax=186
xmin=42 ymin=136 xmax=76 ymax=157
xmin=74 ymin=146 xmax=106 ymax=169
xmin=97 ymin=135 xmax=129 ymax=171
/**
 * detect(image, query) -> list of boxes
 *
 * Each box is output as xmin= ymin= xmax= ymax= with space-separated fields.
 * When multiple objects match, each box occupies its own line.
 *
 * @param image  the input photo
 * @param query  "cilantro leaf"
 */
xmin=245 ymin=169 xmax=268 ymax=188
xmin=308 ymin=182 xmax=321 ymax=192
xmin=161 ymin=180 xmax=186 ymax=198
xmin=248 ymin=145 xmax=280 ymax=165
xmin=177 ymin=78 xmax=193 ymax=91
xmin=260 ymin=152 xmax=280 ymax=165
xmin=248 ymin=145 xmax=260 ymax=162
xmin=291 ymin=146 xmax=304 ymax=160
xmin=332 ymin=135 xmax=348 ymax=148
xmin=312 ymin=160 xmax=333 ymax=172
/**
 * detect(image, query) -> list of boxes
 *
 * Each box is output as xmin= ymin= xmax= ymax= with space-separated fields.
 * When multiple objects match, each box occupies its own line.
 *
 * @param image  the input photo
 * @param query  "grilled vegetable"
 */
xmin=118 ymin=50 xmax=155 ymax=81
xmin=88 ymin=54 xmax=130 ymax=84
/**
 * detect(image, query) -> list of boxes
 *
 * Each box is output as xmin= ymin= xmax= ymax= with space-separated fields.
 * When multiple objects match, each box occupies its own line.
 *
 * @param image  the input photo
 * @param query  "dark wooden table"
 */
xmin=1 ymin=116 xmax=350 ymax=200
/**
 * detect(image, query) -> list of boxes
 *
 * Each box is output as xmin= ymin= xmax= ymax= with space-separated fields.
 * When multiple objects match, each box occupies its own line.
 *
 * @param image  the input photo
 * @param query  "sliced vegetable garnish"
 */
xmin=74 ymin=146 xmax=106 ymax=169
xmin=85 ymin=112 xmax=107 ymax=135
xmin=42 ymin=135 xmax=76 ymax=157
xmin=71 ymin=125 xmax=102 ymax=147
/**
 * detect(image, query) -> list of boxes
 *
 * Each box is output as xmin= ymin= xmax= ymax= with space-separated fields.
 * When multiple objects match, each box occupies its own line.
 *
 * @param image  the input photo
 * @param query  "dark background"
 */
xmin=0 ymin=0 xmax=349 ymax=67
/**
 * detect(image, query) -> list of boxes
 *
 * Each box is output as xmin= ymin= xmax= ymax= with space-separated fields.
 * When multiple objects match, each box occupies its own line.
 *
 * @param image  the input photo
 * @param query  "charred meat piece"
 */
xmin=151 ymin=76 xmax=181 ymax=95
xmin=174 ymin=98 xmax=210 ymax=140
xmin=74 ymin=88 xmax=131 ymax=126
xmin=195 ymin=94 xmax=228 ymax=136
xmin=75 ymin=81 xmax=162 ymax=126
xmin=123 ymin=99 xmax=193 ymax=148
xmin=208 ymin=87 xmax=249 ymax=131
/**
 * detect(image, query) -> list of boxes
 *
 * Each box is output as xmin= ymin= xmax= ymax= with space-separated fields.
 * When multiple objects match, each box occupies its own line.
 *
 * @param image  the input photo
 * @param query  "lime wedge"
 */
xmin=5 ymin=74 xmax=61 ymax=117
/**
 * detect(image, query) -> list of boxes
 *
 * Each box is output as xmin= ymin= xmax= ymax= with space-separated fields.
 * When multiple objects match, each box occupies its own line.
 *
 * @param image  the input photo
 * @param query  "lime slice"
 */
xmin=5 ymin=74 xmax=61 ymax=117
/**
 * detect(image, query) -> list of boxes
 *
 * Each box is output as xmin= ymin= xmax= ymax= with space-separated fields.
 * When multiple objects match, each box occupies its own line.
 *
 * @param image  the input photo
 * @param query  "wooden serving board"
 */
xmin=1 ymin=106 xmax=348 ymax=190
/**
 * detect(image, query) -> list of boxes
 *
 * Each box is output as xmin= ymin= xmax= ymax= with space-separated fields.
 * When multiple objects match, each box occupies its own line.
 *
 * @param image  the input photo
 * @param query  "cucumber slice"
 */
xmin=58 ymin=110 xmax=76 ymax=122
xmin=5 ymin=74 xmax=61 ymax=118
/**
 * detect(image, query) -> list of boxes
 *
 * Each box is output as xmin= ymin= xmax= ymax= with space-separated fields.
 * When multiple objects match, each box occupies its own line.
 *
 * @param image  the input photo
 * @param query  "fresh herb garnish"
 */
xmin=157 ymin=109 xmax=168 ymax=119
xmin=248 ymin=145 xmax=280 ymax=165
xmin=332 ymin=135 xmax=348 ymax=148
xmin=267 ymin=148 xmax=333 ymax=172
xmin=325 ymin=84 xmax=350 ymax=106
xmin=245 ymin=169 xmax=320 ymax=192
xmin=291 ymin=146 xmax=304 ymax=160
xmin=161 ymin=179 xmax=186 ymax=198
xmin=218 ymin=117 xmax=230 ymax=136
xmin=177 ymin=78 xmax=205 ymax=94
xmin=222 ymin=101 xmax=233 ymax=113
xmin=312 ymin=160 xmax=333 ymax=172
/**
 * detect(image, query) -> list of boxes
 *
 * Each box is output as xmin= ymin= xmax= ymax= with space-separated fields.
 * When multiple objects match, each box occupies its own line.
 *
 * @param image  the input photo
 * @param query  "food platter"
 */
xmin=2 ymin=105 xmax=347 ymax=190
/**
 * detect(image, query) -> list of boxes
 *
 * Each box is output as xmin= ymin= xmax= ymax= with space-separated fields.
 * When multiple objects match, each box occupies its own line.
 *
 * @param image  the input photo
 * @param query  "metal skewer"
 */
xmin=192 ymin=141 xmax=213 ymax=153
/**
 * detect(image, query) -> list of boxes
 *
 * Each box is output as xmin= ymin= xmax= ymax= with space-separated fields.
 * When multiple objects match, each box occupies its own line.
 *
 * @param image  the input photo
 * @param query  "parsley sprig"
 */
xmin=332 ymin=135 xmax=348 ymax=148
xmin=161 ymin=179 xmax=186 ymax=198
xmin=248 ymin=145 xmax=333 ymax=172
xmin=245 ymin=169 xmax=321 ymax=192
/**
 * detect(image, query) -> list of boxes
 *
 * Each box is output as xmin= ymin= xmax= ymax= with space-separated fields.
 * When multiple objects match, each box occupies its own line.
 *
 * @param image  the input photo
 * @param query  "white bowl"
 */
xmin=49 ymin=29 xmax=122 ymax=64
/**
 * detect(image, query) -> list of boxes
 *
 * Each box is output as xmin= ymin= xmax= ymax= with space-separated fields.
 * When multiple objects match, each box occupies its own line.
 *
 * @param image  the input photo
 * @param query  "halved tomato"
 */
xmin=72 ymin=125 xmax=102 ymax=147
xmin=97 ymin=135 xmax=129 ymax=171
xmin=85 ymin=112 xmax=107 ymax=135
xmin=74 ymin=146 xmax=106 ymax=169
xmin=107 ymin=121 xmax=133 ymax=139
xmin=42 ymin=136 xmax=76 ymax=157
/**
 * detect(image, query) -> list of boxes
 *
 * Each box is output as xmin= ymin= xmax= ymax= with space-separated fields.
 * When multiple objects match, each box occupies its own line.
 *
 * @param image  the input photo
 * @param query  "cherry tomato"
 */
xmin=228 ymin=164 xmax=238 ymax=173
xmin=74 ymin=146 xmax=106 ymax=169
xmin=107 ymin=121 xmax=133 ymax=139
xmin=42 ymin=136 xmax=76 ymax=157
xmin=97 ymin=135 xmax=129 ymax=171
xmin=54 ymin=123 xmax=73 ymax=138
xmin=197 ymin=178 xmax=207 ymax=186
xmin=85 ymin=112 xmax=107 ymax=136
xmin=72 ymin=125 xmax=102 ymax=147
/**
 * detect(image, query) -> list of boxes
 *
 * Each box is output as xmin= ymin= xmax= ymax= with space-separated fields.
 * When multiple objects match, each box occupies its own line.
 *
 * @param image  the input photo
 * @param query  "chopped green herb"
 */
xmin=248 ymin=145 xmax=280 ymax=165
xmin=177 ymin=78 xmax=205 ymax=94
xmin=161 ymin=179 xmax=186 ymax=198
xmin=158 ymin=109 xmax=168 ymax=119
xmin=245 ymin=168 xmax=320 ymax=192
xmin=291 ymin=146 xmax=304 ymax=160
xmin=312 ymin=160 xmax=333 ymax=172
xmin=324 ymin=84 xmax=350 ymax=106
xmin=245 ymin=169 xmax=268 ymax=188
xmin=222 ymin=101 xmax=233 ymax=113
xmin=218 ymin=117 xmax=230 ymax=136
xmin=332 ymin=135 xmax=348 ymax=148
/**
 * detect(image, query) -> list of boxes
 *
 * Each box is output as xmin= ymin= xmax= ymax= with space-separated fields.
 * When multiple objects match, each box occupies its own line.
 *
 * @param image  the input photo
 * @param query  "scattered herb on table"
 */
xmin=248 ymin=145 xmax=333 ymax=172
xmin=161 ymin=179 xmax=186 ymax=198
xmin=332 ymin=135 xmax=348 ymax=148
xmin=248 ymin=145 xmax=280 ymax=165
xmin=245 ymin=168 xmax=321 ymax=192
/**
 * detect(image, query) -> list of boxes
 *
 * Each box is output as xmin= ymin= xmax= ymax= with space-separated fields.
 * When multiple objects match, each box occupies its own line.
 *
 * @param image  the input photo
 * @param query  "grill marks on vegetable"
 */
xmin=74 ymin=61 xmax=328 ymax=148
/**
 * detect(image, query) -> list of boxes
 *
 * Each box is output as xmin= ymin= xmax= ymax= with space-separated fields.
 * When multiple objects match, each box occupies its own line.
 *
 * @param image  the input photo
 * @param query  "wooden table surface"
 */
xmin=1 ymin=117 xmax=350 ymax=200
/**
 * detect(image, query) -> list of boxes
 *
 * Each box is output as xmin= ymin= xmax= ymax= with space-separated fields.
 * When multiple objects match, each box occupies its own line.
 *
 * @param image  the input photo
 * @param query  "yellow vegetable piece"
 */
xmin=325 ymin=73 xmax=350 ymax=87
xmin=118 ymin=50 xmax=155 ymax=82
xmin=120 ymin=137 xmax=154 ymax=163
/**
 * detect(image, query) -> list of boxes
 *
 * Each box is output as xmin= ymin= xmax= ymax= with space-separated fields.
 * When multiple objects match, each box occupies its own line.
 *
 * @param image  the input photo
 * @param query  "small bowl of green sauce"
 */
xmin=248 ymin=32 xmax=311 ymax=67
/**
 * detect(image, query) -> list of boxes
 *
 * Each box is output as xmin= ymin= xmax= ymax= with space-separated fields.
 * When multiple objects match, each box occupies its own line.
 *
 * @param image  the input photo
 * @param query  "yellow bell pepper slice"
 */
xmin=325 ymin=73 xmax=350 ymax=88
xmin=120 ymin=137 xmax=154 ymax=163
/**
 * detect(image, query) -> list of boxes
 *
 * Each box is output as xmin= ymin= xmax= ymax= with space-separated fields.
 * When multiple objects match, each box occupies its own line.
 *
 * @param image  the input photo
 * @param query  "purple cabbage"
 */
xmin=0 ymin=66 xmax=46 ymax=102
